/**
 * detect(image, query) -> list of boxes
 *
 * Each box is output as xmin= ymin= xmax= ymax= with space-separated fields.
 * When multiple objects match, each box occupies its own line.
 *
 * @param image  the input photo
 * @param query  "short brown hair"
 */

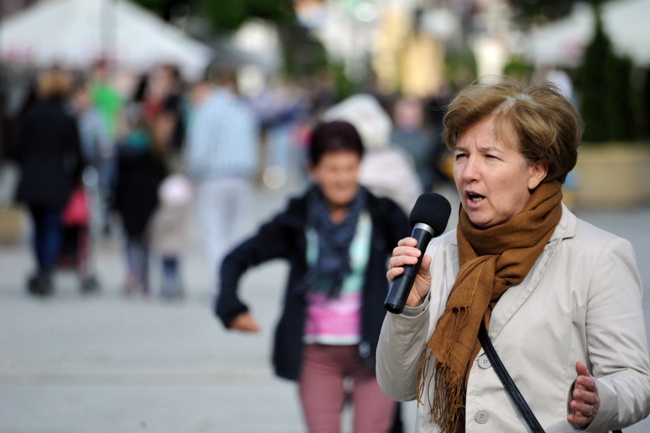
xmin=36 ymin=69 xmax=70 ymax=100
xmin=442 ymin=77 xmax=584 ymax=184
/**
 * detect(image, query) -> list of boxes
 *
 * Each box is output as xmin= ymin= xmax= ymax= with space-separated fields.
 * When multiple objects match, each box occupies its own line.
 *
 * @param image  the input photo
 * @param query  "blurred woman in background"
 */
xmin=216 ymin=120 xmax=410 ymax=433
xmin=14 ymin=68 xmax=85 ymax=296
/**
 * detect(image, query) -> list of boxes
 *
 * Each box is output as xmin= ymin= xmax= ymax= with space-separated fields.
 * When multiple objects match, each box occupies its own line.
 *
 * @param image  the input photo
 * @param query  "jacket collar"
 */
xmin=485 ymin=204 xmax=576 ymax=337
xmin=550 ymin=203 xmax=576 ymax=242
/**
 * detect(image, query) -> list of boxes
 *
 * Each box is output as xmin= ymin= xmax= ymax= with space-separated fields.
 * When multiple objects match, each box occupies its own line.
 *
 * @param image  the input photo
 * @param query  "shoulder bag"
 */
xmin=478 ymin=322 xmax=622 ymax=433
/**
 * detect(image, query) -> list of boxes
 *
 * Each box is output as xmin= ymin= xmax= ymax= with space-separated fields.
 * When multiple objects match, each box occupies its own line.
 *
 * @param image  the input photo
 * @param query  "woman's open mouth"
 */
xmin=467 ymin=192 xmax=485 ymax=203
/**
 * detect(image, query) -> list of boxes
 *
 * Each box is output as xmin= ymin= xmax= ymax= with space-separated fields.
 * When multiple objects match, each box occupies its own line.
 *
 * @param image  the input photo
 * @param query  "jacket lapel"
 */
xmin=488 ymin=204 xmax=577 ymax=338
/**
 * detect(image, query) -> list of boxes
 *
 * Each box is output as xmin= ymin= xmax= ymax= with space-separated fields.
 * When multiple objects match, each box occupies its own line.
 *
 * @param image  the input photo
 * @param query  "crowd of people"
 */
xmin=4 ymin=60 xmax=449 ymax=300
xmin=5 ymin=60 xmax=650 ymax=433
xmin=7 ymin=61 xmax=184 ymax=297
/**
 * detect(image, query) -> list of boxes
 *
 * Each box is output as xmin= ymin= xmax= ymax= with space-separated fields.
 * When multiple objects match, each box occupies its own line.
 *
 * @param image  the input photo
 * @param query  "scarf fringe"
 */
xmin=418 ymin=307 xmax=470 ymax=433
xmin=434 ymin=362 xmax=466 ymax=433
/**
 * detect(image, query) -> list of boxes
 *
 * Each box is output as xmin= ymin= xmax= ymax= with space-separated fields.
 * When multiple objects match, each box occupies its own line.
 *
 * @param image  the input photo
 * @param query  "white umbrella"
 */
xmin=0 ymin=0 xmax=213 ymax=79
xmin=526 ymin=0 xmax=650 ymax=67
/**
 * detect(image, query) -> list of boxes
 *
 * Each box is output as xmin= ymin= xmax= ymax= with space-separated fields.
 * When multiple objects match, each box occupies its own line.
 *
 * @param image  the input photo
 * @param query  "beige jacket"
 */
xmin=377 ymin=205 xmax=650 ymax=432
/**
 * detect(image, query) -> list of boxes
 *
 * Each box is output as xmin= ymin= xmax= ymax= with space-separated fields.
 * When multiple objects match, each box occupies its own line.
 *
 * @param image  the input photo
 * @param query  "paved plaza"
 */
xmin=1 ymin=181 xmax=649 ymax=433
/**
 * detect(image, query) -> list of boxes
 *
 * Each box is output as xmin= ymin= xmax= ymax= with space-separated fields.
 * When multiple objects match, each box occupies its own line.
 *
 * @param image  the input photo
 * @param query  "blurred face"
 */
xmin=453 ymin=116 xmax=547 ymax=228
xmin=394 ymin=97 xmax=423 ymax=130
xmin=190 ymin=82 xmax=212 ymax=106
xmin=309 ymin=150 xmax=361 ymax=209
xmin=72 ymin=87 xmax=91 ymax=111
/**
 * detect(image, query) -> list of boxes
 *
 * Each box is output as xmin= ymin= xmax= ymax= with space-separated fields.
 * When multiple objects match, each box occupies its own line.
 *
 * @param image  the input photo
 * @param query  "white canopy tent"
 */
xmin=0 ymin=0 xmax=213 ymax=80
xmin=526 ymin=0 xmax=650 ymax=67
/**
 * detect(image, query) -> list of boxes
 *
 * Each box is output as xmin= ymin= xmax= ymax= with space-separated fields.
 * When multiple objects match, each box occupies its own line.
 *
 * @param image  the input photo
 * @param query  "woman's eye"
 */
xmin=454 ymin=153 xmax=467 ymax=160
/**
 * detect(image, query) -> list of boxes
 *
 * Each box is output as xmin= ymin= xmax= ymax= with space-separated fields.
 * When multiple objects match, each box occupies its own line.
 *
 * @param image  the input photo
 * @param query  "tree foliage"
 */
xmin=502 ymin=55 xmax=533 ymax=82
xmin=200 ymin=0 xmax=295 ymax=32
xmin=505 ymin=0 xmax=643 ymax=142
xmin=506 ymin=0 xmax=607 ymax=26
xmin=130 ymin=0 xmax=181 ymax=21
xmin=576 ymin=4 xmax=641 ymax=142
xmin=507 ymin=0 xmax=575 ymax=25
xmin=131 ymin=0 xmax=296 ymax=32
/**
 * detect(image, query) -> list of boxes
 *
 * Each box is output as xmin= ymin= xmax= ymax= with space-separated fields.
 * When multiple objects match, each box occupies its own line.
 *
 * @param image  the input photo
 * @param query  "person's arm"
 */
xmin=376 ymin=232 xmax=444 ymax=401
xmin=376 ymin=296 xmax=432 ymax=401
xmin=65 ymin=114 xmax=86 ymax=185
xmin=14 ymin=113 xmax=31 ymax=166
xmin=214 ymin=210 xmax=295 ymax=329
xmin=578 ymin=237 xmax=650 ymax=431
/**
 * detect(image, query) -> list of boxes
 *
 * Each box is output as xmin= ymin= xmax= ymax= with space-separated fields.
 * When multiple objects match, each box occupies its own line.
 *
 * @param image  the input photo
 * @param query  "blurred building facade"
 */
xmin=295 ymin=0 xmax=513 ymax=97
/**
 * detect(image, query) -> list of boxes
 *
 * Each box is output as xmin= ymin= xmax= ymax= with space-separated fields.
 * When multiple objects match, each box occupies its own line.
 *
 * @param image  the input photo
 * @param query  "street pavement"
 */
xmin=1 ymin=180 xmax=649 ymax=433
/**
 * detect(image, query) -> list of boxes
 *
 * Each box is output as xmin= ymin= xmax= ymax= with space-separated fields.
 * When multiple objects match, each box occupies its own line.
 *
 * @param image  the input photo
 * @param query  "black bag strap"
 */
xmin=478 ymin=321 xmax=545 ymax=433
xmin=478 ymin=322 xmax=622 ymax=433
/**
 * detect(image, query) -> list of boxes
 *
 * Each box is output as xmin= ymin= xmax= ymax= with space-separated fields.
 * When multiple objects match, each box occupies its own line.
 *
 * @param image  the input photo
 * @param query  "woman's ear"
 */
xmin=528 ymin=160 xmax=549 ymax=190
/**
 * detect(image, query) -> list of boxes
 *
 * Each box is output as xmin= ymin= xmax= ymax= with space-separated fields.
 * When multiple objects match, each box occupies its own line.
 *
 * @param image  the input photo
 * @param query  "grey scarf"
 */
xmin=303 ymin=185 xmax=368 ymax=298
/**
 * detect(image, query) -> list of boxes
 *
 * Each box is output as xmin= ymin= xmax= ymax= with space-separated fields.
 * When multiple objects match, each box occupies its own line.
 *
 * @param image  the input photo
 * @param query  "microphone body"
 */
xmin=384 ymin=192 xmax=451 ymax=314
xmin=383 ymin=223 xmax=435 ymax=314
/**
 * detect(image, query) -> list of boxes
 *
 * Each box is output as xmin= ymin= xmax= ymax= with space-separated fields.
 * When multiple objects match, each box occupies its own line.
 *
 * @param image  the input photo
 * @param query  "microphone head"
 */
xmin=409 ymin=193 xmax=452 ymax=234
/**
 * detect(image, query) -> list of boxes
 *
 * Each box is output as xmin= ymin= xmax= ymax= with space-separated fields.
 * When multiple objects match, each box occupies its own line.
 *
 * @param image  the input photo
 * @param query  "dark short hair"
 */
xmin=443 ymin=77 xmax=584 ymax=184
xmin=308 ymin=120 xmax=365 ymax=166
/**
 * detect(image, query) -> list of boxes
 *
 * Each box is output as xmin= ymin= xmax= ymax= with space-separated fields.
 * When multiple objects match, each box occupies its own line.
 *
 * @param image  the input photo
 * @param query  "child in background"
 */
xmin=148 ymin=173 xmax=192 ymax=300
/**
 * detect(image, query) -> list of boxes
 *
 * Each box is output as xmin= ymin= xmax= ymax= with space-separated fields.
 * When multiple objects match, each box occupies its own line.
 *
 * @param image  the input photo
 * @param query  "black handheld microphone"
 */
xmin=384 ymin=193 xmax=452 ymax=314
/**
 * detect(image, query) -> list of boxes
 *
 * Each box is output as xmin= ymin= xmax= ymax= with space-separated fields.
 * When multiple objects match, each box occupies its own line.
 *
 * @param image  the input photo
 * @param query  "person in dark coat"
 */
xmin=14 ymin=69 xmax=84 ymax=296
xmin=112 ymin=102 xmax=167 ymax=297
xmin=215 ymin=120 xmax=411 ymax=433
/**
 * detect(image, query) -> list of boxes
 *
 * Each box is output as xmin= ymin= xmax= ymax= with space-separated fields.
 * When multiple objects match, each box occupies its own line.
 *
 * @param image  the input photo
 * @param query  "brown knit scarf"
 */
xmin=417 ymin=181 xmax=563 ymax=433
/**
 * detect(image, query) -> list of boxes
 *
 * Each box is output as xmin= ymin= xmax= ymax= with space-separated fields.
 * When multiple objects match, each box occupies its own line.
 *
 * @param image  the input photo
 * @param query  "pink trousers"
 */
xmin=299 ymin=344 xmax=397 ymax=433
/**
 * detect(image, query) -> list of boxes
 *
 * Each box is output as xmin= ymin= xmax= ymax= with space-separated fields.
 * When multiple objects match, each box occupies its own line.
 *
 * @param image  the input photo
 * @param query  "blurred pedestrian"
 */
xmin=89 ymin=60 xmax=123 ymax=144
xmin=391 ymin=96 xmax=437 ymax=192
xmin=157 ymin=64 xmax=188 ymax=157
xmin=215 ymin=120 xmax=410 ymax=433
xmin=14 ymin=68 xmax=85 ymax=296
xmin=424 ymin=90 xmax=456 ymax=188
xmin=185 ymin=67 xmax=259 ymax=281
xmin=88 ymin=60 xmax=123 ymax=235
xmin=69 ymin=78 xmax=114 ymax=232
xmin=250 ymin=79 xmax=307 ymax=188
xmin=134 ymin=65 xmax=187 ymax=164
xmin=112 ymin=102 xmax=167 ymax=297
xmin=321 ymin=94 xmax=422 ymax=432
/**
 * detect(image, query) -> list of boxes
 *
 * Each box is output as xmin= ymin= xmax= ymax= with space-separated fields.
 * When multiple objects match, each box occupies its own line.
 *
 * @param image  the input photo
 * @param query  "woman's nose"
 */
xmin=460 ymin=156 xmax=479 ymax=182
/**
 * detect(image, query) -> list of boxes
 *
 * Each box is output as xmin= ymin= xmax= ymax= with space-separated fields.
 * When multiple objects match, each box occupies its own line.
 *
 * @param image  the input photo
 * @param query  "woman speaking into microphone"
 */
xmin=377 ymin=77 xmax=650 ymax=433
